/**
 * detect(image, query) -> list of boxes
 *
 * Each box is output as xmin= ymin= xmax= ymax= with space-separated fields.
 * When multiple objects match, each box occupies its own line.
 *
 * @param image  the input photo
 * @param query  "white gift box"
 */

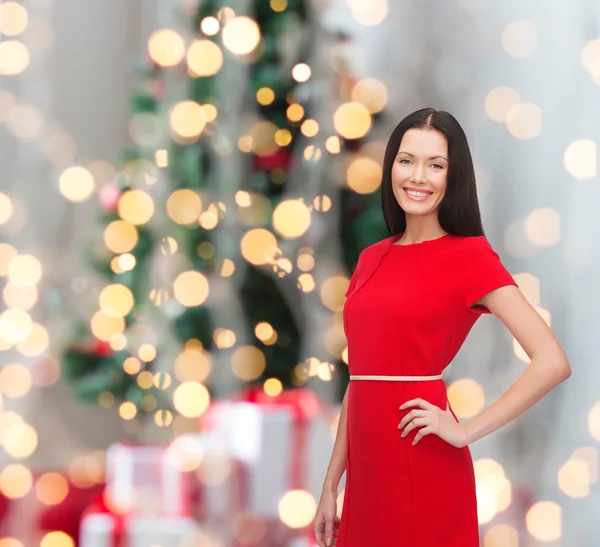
xmin=79 ymin=514 xmax=204 ymax=547
xmin=105 ymin=443 xmax=189 ymax=516
xmin=198 ymin=395 xmax=340 ymax=518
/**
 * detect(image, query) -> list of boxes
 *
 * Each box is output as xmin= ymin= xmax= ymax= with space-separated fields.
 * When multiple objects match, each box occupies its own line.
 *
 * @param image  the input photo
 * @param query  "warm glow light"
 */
xmin=447 ymin=379 xmax=485 ymax=418
xmin=502 ymin=20 xmax=538 ymax=58
xmin=222 ymin=16 xmax=261 ymax=55
xmin=148 ymin=29 xmax=185 ymax=67
xmin=0 ymin=40 xmax=29 ymax=75
xmin=2 ymin=422 xmax=38 ymax=458
xmin=36 ymin=473 xmax=69 ymax=505
xmin=170 ymin=101 xmax=206 ymax=141
xmin=59 ymin=166 xmax=95 ymax=202
xmin=272 ymin=200 xmax=311 ymax=239
xmin=0 ymin=309 xmax=33 ymax=343
xmin=264 ymin=378 xmax=283 ymax=397
xmin=346 ymin=157 xmax=381 ymax=194
xmin=484 ymin=524 xmax=519 ymax=547
xmin=173 ymin=382 xmax=210 ymax=418
xmin=166 ymin=189 xmax=203 ymax=224
xmin=99 ymin=284 xmax=134 ymax=318
xmin=0 ymin=193 xmax=13 ymax=225
xmin=320 ymin=276 xmax=350 ymax=312
xmin=240 ymin=229 xmax=279 ymax=265
xmin=231 ymin=346 xmax=266 ymax=381
xmin=351 ymin=78 xmax=388 ymax=113
xmin=104 ymin=221 xmax=138 ymax=254
xmin=278 ymin=490 xmax=317 ymax=528
xmin=187 ymin=40 xmax=223 ymax=77
xmin=119 ymin=401 xmax=137 ymax=420
xmin=526 ymin=501 xmax=562 ymax=541
xmin=90 ymin=310 xmax=125 ymax=342
xmin=0 ymin=363 xmax=33 ymax=399
xmin=505 ymin=102 xmax=541 ymax=139
xmin=0 ymin=2 xmax=29 ymax=36
xmin=564 ymin=139 xmax=597 ymax=180
xmin=7 ymin=254 xmax=42 ymax=287
xmin=0 ymin=463 xmax=32 ymax=498
xmin=201 ymin=17 xmax=220 ymax=36
xmin=485 ymin=87 xmax=520 ymax=123
xmin=292 ymin=63 xmax=311 ymax=82
xmin=118 ymin=189 xmax=155 ymax=225
xmin=173 ymin=271 xmax=209 ymax=307
xmin=40 ymin=531 xmax=75 ymax=547
xmin=333 ymin=102 xmax=372 ymax=139
xmin=524 ymin=208 xmax=560 ymax=246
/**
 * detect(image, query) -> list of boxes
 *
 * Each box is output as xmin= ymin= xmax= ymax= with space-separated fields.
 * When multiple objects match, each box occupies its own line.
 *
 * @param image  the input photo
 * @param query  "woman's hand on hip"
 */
xmin=398 ymin=398 xmax=469 ymax=448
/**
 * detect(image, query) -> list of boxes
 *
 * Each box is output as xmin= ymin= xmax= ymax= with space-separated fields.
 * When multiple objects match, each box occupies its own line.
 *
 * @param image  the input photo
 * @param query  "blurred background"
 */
xmin=0 ymin=0 xmax=599 ymax=545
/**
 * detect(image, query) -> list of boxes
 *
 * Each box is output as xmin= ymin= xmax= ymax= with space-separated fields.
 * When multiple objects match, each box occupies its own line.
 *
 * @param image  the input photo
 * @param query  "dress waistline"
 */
xmin=349 ymin=374 xmax=443 ymax=381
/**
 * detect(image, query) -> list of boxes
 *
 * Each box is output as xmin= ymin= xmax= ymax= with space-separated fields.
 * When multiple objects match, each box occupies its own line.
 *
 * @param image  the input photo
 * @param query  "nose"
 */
xmin=410 ymin=164 xmax=427 ymax=184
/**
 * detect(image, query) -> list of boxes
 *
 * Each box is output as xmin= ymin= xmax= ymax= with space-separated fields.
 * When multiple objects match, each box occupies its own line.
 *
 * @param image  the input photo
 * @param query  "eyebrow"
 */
xmin=396 ymin=152 xmax=448 ymax=161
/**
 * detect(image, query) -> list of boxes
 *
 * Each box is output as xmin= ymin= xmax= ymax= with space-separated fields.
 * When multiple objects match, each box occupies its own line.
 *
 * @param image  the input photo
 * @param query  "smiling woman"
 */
xmin=313 ymin=108 xmax=571 ymax=547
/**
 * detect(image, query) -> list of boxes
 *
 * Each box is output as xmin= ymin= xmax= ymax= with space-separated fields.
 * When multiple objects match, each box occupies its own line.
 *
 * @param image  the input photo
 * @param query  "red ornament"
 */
xmin=91 ymin=339 xmax=113 ymax=357
xmin=99 ymin=183 xmax=121 ymax=211
xmin=252 ymin=148 xmax=292 ymax=172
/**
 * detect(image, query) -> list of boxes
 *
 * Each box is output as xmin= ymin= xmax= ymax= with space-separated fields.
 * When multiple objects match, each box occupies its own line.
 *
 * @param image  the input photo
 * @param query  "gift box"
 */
xmin=104 ymin=443 xmax=190 ymax=517
xmin=198 ymin=387 xmax=339 ymax=520
xmin=79 ymin=512 xmax=203 ymax=547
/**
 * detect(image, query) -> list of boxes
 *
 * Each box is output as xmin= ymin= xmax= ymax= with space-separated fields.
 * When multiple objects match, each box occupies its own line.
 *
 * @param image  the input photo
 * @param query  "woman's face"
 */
xmin=391 ymin=128 xmax=448 ymax=217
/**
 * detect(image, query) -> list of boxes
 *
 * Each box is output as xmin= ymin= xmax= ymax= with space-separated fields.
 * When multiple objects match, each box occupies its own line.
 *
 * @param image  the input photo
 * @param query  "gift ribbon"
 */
xmin=235 ymin=386 xmax=320 ymax=492
xmin=83 ymin=494 xmax=128 ymax=547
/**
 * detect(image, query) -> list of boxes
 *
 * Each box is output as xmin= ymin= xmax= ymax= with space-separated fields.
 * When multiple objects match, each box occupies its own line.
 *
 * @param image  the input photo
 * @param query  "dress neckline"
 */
xmin=390 ymin=233 xmax=451 ymax=247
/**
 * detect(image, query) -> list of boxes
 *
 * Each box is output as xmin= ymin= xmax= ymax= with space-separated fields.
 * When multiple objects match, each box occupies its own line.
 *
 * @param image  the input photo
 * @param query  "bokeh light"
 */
xmin=0 ymin=2 xmax=29 ymax=36
xmin=173 ymin=271 xmax=209 ymax=307
xmin=563 ymin=139 xmax=597 ymax=180
xmin=278 ymin=490 xmax=316 ymax=528
xmin=333 ymin=102 xmax=372 ymax=139
xmin=170 ymin=101 xmax=207 ymax=141
xmin=0 ymin=40 xmax=29 ymax=75
xmin=118 ymin=189 xmax=155 ymax=225
xmin=59 ymin=166 xmax=95 ymax=202
xmin=231 ymin=346 xmax=266 ymax=381
xmin=167 ymin=189 xmax=203 ymax=224
xmin=148 ymin=29 xmax=185 ymax=67
xmin=502 ymin=20 xmax=538 ymax=58
xmin=222 ymin=16 xmax=261 ymax=55
xmin=272 ymin=200 xmax=311 ymax=238
xmin=187 ymin=40 xmax=223 ymax=77
xmin=447 ymin=379 xmax=485 ymax=418
xmin=526 ymin=501 xmax=562 ymax=541
xmin=173 ymin=381 xmax=210 ymax=418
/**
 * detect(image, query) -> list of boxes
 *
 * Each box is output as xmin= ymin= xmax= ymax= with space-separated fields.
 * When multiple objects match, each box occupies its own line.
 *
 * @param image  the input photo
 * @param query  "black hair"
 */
xmin=381 ymin=107 xmax=485 ymax=237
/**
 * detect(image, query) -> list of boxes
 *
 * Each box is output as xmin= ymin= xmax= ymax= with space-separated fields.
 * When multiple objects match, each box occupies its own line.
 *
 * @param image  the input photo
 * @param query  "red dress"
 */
xmin=337 ymin=233 xmax=517 ymax=546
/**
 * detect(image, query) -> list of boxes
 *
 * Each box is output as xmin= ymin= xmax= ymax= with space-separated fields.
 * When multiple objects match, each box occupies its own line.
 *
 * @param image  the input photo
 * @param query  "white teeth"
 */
xmin=406 ymin=189 xmax=430 ymax=197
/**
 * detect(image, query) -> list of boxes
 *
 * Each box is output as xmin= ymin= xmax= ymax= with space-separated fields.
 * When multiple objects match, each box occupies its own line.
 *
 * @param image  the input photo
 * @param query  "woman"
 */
xmin=313 ymin=108 xmax=571 ymax=546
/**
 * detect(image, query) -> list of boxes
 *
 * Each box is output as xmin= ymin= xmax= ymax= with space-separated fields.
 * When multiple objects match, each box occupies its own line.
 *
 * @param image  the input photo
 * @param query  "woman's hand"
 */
xmin=313 ymin=489 xmax=340 ymax=547
xmin=398 ymin=398 xmax=469 ymax=448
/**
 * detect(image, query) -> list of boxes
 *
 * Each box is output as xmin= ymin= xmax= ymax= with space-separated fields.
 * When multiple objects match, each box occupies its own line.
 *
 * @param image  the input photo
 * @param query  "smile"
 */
xmin=403 ymin=188 xmax=433 ymax=201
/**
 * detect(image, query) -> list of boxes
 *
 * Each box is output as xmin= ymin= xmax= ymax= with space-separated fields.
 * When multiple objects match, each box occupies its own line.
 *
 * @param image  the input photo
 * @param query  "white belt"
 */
xmin=350 ymin=374 xmax=443 ymax=381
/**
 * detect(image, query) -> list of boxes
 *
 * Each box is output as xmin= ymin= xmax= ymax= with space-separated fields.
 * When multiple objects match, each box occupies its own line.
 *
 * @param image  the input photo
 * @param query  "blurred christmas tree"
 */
xmin=61 ymin=1 xmax=388 ymax=413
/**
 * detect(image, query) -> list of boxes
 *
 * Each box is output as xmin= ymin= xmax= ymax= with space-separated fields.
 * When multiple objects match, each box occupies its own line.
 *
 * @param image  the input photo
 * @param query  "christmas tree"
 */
xmin=61 ymin=1 xmax=388 ymax=417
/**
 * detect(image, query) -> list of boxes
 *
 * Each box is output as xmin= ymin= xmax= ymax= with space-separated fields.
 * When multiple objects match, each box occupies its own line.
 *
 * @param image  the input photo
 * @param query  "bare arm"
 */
xmin=322 ymin=384 xmax=349 ymax=495
xmin=464 ymin=285 xmax=571 ymax=444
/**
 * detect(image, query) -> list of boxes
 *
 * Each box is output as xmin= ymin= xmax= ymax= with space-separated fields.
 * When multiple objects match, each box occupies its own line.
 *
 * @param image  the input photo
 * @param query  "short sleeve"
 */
xmin=345 ymin=256 xmax=362 ymax=297
xmin=462 ymin=236 xmax=517 ymax=314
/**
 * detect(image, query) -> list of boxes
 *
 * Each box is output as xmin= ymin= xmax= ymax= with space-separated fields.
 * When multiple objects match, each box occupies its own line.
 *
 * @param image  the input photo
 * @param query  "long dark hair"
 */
xmin=381 ymin=107 xmax=485 ymax=237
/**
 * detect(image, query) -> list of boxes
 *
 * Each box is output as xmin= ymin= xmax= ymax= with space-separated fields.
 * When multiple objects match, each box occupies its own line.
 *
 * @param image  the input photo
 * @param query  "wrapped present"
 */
xmin=104 ymin=443 xmax=191 ymax=517
xmin=198 ymin=387 xmax=339 ymax=521
xmin=79 ymin=507 xmax=203 ymax=547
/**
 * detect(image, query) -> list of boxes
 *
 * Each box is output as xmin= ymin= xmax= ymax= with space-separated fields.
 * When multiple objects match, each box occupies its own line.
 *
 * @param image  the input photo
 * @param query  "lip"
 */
xmin=403 ymin=187 xmax=433 ymax=202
